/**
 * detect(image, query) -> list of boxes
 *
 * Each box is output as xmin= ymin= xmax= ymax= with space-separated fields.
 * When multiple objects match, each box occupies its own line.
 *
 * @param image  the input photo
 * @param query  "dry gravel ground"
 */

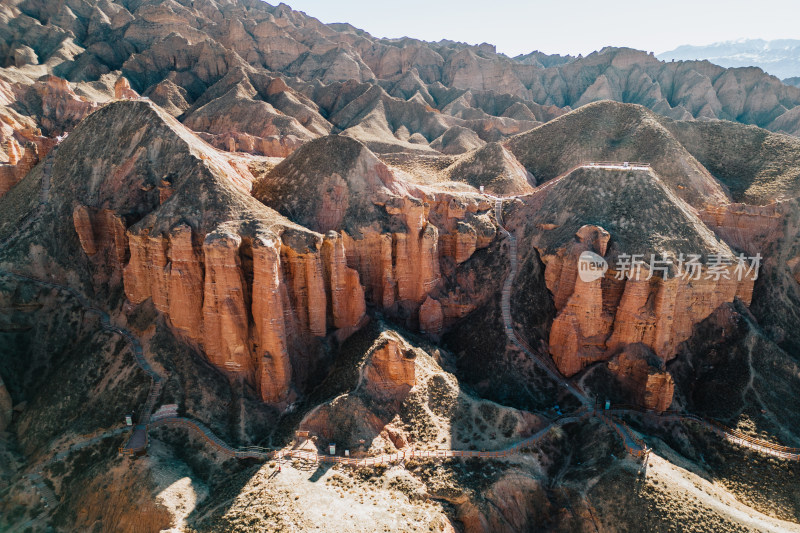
xmin=148 ymin=440 xmax=210 ymax=533
xmin=590 ymin=449 xmax=800 ymax=533
xmin=644 ymin=452 xmax=800 ymax=533
xmin=188 ymin=458 xmax=456 ymax=532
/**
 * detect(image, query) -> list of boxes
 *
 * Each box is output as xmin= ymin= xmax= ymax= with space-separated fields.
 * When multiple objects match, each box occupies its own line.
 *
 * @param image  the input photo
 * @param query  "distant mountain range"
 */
xmin=659 ymin=39 xmax=800 ymax=81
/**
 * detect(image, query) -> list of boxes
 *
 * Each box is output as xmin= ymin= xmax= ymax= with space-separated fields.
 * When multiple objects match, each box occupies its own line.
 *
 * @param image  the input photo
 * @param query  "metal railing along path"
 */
xmin=0 ymin=270 xmax=164 ymax=456
xmin=2 ymin=152 xmax=795 ymax=533
xmin=148 ymin=413 xmax=590 ymax=466
xmin=608 ymin=407 xmax=800 ymax=461
xmin=494 ymin=194 xmax=646 ymax=456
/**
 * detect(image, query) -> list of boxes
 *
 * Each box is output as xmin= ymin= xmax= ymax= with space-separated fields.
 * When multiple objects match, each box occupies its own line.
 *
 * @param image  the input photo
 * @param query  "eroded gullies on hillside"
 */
xmin=2 ymin=1 xmax=800 ymax=530
xmin=3 ymin=98 xmax=799 ymax=531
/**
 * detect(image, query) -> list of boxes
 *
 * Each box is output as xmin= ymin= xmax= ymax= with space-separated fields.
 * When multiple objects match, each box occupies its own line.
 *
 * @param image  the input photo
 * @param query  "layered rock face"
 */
xmin=24 ymin=76 xmax=98 ymax=136
xmin=251 ymin=235 xmax=293 ymax=403
xmin=182 ymin=70 xmax=324 ymax=157
xmin=0 ymin=74 xmax=97 ymax=198
xmin=73 ymin=206 xmax=129 ymax=267
xmin=123 ymin=225 xmax=367 ymax=404
xmin=52 ymin=100 xmax=371 ymax=405
xmin=385 ymin=197 xmax=442 ymax=306
xmin=344 ymin=192 xmax=496 ymax=328
xmin=58 ymin=103 xmax=503 ymax=407
xmin=2 ymin=0 xmax=796 ymax=179
xmin=200 ymin=231 xmax=254 ymax=375
xmin=362 ymin=333 xmax=416 ymax=402
xmin=544 ymin=232 xmax=751 ymax=410
xmin=543 ymin=225 xmax=754 ymax=375
xmin=321 ymin=232 xmax=367 ymax=334
xmin=545 ymin=225 xmax=613 ymax=376
xmin=607 ymin=344 xmax=675 ymax=412
xmin=514 ymin=167 xmax=759 ymax=411
xmin=0 ymin=141 xmax=38 ymax=197
xmin=0 ymin=84 xmax=53 ymax=198
xmin=698 ymin=203 xmax=784 ymax=255
xmin=332 ymin=192 xmax=495 ymax=328
xmin=255 ymin=135 xmax=497 ymax=330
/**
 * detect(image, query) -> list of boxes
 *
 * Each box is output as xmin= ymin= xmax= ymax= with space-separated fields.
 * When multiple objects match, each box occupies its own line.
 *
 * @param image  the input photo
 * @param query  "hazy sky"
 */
xmin=279 ymin=0 xmax=798 ymax=56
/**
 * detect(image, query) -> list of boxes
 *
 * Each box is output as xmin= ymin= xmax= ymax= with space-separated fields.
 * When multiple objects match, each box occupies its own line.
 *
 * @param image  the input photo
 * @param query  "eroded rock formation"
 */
xmin=255 ymin=135 xmax=498 ymax=328
xmin=122 ymin=221 xmax=371 ymax=404
xmin=114 ymin=77 xmax=139 ymax=100
xmin=73 ymin=205 xmax=128 ymax=266
xmin=607 ymin=344 xmax=675 ymax=412
xmin=321 ymin=232 xmax=366 ymax=333
xmin=362 ymin=333 xmax=416 ymax=402
xmin=419 ymin=296 xmax=444 ymax=336
xmin=544 ymin=224 xmax=754 ymax=381
xmin=513 ymin=167 xmax=760 ymax=410
xmin=27 ymin=76 xmax=98 ymax=136
xmin=698 ymin=203 xmax=784 ymax=255
xmin=0 ymin=141 xmax=37 ymax=197
xmin=4 ymin=2 xmax=800 ymax=530
xmin=0 ymin=374 xmax=11 ymax=432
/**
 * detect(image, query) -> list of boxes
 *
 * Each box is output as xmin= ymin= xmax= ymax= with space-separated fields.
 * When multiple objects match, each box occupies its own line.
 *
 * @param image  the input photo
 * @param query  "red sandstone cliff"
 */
xmin=542 ymin=225 xmax=752 ymax=411
xmin=362 ymin=333 xmax=416 ymax=402
xmin=511 ymin=167 xmax=760 ymax=411
xmin=254 ymin=135 xmax=498 ymax=331
xmin=121 ymin=223 xmax=369 ymax=404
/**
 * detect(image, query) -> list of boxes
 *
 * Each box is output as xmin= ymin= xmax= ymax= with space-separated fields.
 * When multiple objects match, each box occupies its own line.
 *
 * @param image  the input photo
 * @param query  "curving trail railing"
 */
xmin=0 ymin=270 xmax=162 ymax=456
xmin=518 ymin=162 xmax=653 ymax=200
xmin=492 ymin=189 xmax=800 ymax=461
xmin=3 ymin=157 xmax=799 ymax=528
xmin=494 ymin=199 xmax=593 ymax=407
xmin=149 ymin=413 xmax=590 ymax=465
xmin=608 ymin=407 xmax=800 ymax=461
xmin=493 ymin=196 xmax=649 ymax=456
xmin=1 ymin=270 xmax=593 ymax=471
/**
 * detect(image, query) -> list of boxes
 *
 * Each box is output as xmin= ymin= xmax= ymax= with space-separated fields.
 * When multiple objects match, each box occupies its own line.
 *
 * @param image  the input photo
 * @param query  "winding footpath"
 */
xmin=2 ymin=158 xmax=800 ymax=528
xmin=0 ymin=270 xmax=163 ymax=455
xmin=491 ymin=192 xmax=800 ymax=461
xmin=493 ymin=196 xmax=647 ymax=457
xmin=148 ymin=413 xmax=591 ymax=465
xmin=494 ymin=198 xmax=593 ymax=407
xmin=608 ymin=408 xmax=800 ymax=461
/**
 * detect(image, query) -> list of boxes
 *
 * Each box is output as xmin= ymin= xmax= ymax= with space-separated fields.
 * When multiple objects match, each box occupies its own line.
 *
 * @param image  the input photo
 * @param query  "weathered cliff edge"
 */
xmin=68 ymin=102 xmax=497 ymax=405
xmin=509 ymin=167 xmax=757 ymax=411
